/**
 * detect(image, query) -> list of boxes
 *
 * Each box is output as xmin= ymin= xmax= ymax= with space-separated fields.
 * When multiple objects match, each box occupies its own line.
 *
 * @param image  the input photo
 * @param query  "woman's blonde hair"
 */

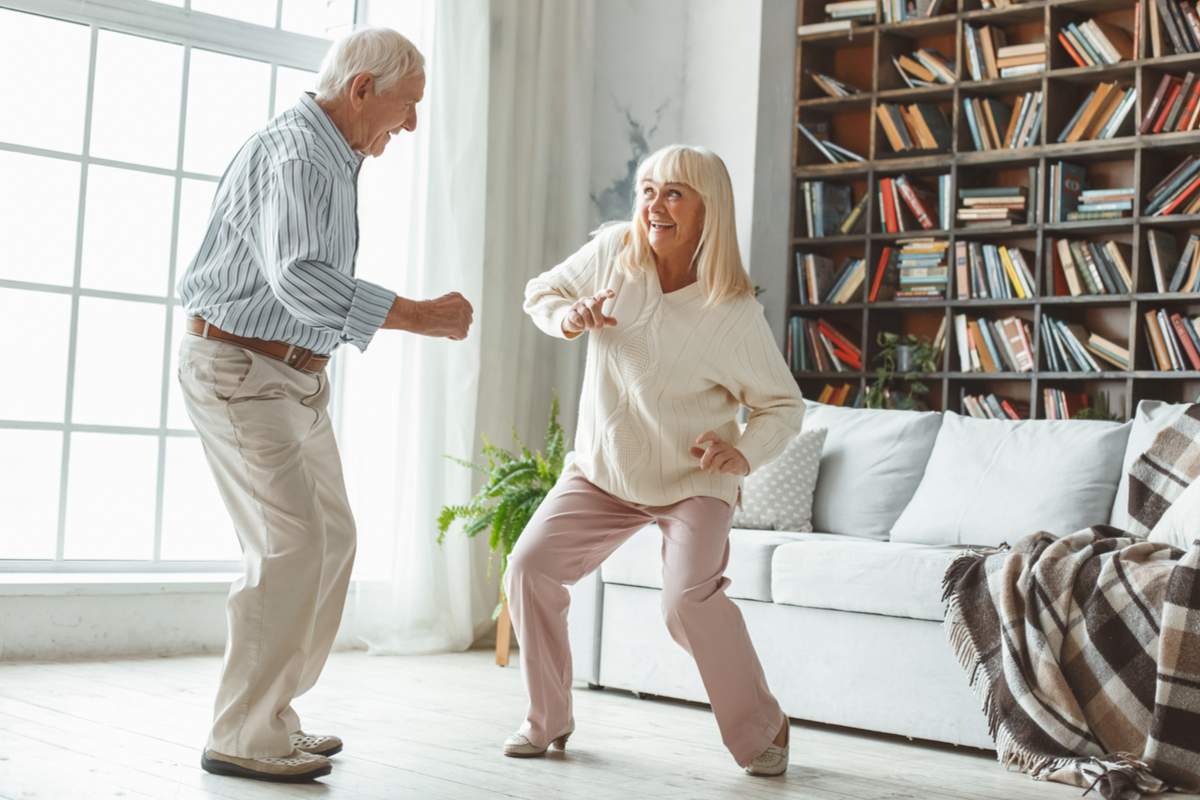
xmin=616 ymin=144 xmax=754 ymax=306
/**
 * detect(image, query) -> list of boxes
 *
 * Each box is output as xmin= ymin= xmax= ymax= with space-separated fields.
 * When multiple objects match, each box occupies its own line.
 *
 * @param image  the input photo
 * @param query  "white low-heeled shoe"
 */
xmin=744 ymin=720 xmax=790 ymax=777
xmin=503 ymin=721 xmax=575 ymax=758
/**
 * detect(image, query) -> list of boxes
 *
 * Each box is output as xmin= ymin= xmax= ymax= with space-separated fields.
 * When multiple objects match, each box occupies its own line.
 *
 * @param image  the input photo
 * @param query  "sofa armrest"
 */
xmin=566 ymin=568 xmax=604 ymax=685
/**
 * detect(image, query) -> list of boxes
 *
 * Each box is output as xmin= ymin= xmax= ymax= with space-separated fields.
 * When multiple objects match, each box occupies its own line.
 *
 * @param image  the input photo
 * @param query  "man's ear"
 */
xmin=348 ymin=73 xmax=374 ymax=108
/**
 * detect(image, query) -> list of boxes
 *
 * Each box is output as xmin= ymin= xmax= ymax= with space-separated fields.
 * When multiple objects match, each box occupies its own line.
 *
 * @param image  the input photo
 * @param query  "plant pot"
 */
xmin=895 ymin=344 xmax=914 ymax=374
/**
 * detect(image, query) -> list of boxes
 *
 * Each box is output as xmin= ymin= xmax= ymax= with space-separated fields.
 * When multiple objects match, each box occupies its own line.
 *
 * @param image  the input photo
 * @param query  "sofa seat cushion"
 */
xmin=600 ymin=526 xmax=869 ymax=602
xmin=771 ymin=539 xmax=970 ymax=622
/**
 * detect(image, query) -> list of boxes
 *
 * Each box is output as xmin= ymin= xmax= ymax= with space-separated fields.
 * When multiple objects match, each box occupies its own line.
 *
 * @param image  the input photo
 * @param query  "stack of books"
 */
xmin=964 ymin=26 xmax=1046 ymax=80
xmin=956 ymin=185 xmax=1028 ymax=226
xmin=895 ymin=238 xmax=950 ymax=300
xmin=1058 ymin=18 xmax=1134 ymax=66
xmin=1140 ymin=72 xmax=1200 ymax=134
xmin=1147 ymin=229 xmax=1200 ymax=292
xmin=1048 ymin=161 xmax=1134 ymax=222
xmin=814 ymin=382 xmax=863 ymax=406
xmin=786 ymin=317 xmax=864 ymax=371
xmin=875 ymin=103 xmax=952 ymax=153
xmin=799 ymin=181 xmax=868 ymax=237
xmin=1151 ymin=0 xmax=1200 ymax=56
xmin=1053 ymin=239 xmax=1133 ymax=296
xmin=1040 ymin=315 xmax=1129 ymax=371
xmin=1043 ymin=388 xmax=1091 ymax=420
xmin=1145 ymin=155 xmax=1200 ymax=216
xmin=953 ymin=314 xmax=1035 ymax=373
xmin=1144 ymin=308 xmax=1200 ymax=370
xmin=1056 ymin=82 xmax=1138 ymax=142
xmin=953 ymin=242 xmax=1035 ymax=299
xmin=797 ymin=0 xmax=877 ymax=36
xmin=962 ymin=91 xmax=1042 ymax=150
xmin=961 ymin=392 xmax=1025 ymax=420
xmin=882 ymin=0 xmax=947 ymax=23
xmin=796 ymin=122 xmax=867 ymax=164
xmin=794 ymin=253 xmax=866 ymax=304
xmin=809 ymin=71 xmax=863 ymax=99
xmin=893 ymin=50 xmax=955 ymax=87
xmin=878 ymin=174 xmax=947 ymax=232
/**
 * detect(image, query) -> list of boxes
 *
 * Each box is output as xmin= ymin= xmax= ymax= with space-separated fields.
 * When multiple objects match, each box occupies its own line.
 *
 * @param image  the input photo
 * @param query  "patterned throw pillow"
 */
xmin=733 ymin=428 xmax=827 ymax=531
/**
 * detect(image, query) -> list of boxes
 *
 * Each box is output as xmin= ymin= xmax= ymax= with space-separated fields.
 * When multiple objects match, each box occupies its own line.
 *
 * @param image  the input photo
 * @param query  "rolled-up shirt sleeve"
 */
xmin=259 ymin=159 xmax=396 ymax=352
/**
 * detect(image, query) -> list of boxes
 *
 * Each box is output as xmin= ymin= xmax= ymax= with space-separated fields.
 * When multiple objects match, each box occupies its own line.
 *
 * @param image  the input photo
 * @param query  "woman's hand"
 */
xmin=689 ymin=431 xmax=750 ymax=476
xmin=562 ymin=289 xmax=618 ymax=336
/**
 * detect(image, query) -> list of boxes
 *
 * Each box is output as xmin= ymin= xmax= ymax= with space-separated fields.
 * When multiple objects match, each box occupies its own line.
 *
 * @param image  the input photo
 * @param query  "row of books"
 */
xmin=875 ymin=103 xmax=952 ymax=153
xmin=1151 ymin=0 xmax=1200 ymax=56
xmin=799 ymin=181 xmax=868 ymax=237
xmin=878 ymin=174 xmax=950 ymax=232
xmin=814 ymin=382 xmax=865 ymax=406
xmin=893 ymin=49 xmax=955 ymax=87
xmin=962 ymin=90 xmax=1042 ymax=150
xmin=1144 ymin=307 xmax=1200 ymax=370
xmin=1146 ymin=155 xmax=1200 ymax=216
xmin=1056 ymin=82 xmax=1137 ymax=142
xmin=796 ymin=0 xmax=875 ymax=35
xmin=1147 ymin=229 xmax=1200 ymax=292
xmin=785 ymin=317 xmax=864 ymax=372
xmin=796 ymin=122 xmax=866 ymax=164
xmin=1048 ymin=161 xmax=1134 ymax=222
xmin=1054 ymin=239 xmax=1134 ymax=296
xmin=953 ymin=242 xmax=1035 ymax=300
xmin=795 ymin=253 xmax=867 ymax=305
xmin=882 ymin=0 xmax=946 ymax=23
xmin=965 ymin=26 xmax=1045 ymax=81
xmin=809 ymin=71 xmax=863 ymax=98
xmin=956 ymin=185 xmax=1028 ymax=226
xmin=1041 ymin=315 xmax=1129 ymax=371
xmin=1043 ymin=388 xmax=1088 ymax=420
xmin=962 ymin=392 xmax=1024 ymax=420
xmin=953 ymin=314 xmax=1036 ymax=373
xmin=1141 ymin=72 xmax=1200 ymax=134
xmin=894 ymin=238 xmax=951 ymax=301
xmin=1058 ymin=18 xmax=1134 ymax=67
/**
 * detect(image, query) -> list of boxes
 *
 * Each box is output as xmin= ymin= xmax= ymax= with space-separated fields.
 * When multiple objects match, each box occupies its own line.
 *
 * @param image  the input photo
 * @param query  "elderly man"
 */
xmin=176 ymin=28 xmax=472 ymax=783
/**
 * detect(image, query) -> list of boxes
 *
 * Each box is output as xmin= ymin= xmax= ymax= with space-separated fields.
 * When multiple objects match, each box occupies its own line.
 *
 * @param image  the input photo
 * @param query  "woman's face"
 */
xmin=639 ymin=179 xmax=705 ymax=265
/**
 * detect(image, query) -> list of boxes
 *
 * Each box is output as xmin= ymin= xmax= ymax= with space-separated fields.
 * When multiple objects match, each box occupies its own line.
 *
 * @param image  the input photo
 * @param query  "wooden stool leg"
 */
xmin=495 ymin=596 xmax=513 ymax=667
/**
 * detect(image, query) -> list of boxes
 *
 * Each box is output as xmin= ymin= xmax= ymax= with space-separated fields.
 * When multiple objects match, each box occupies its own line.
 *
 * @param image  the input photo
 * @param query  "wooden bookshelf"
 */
xmin=790 ymin=0 xmax=1200 ymax=419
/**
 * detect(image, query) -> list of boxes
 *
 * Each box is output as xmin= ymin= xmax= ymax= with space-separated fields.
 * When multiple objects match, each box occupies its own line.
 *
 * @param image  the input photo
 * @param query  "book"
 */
xmin=876 ymin=103 xmax=951 ymax=152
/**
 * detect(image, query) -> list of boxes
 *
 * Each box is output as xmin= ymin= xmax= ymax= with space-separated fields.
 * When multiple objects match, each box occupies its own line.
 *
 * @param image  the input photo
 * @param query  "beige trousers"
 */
xmin=178 ymin=336 xmax=356 ymax=758
xmin=505 ymin=474 xmax=785 ymax=767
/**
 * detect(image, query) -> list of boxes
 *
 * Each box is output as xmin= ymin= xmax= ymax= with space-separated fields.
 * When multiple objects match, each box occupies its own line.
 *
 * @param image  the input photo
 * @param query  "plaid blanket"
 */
xmin=943 ymin=408 xmax=1200 ymax=799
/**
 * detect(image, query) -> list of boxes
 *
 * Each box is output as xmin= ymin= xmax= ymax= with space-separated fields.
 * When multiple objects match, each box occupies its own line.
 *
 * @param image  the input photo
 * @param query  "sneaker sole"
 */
xmin=201 ymin=753 xmax=332 ymax=783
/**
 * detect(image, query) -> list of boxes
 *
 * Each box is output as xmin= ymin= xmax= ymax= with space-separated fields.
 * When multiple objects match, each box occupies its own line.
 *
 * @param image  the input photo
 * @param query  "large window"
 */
xmin=0 ymin=0 xmax=350 ymax=569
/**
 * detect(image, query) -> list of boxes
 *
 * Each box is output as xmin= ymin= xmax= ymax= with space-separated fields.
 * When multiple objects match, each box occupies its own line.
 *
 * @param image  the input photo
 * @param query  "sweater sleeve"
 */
xmin=523 ymin=227 xmax=615 ymax=340
xmin=725 ymin=304 xmax=806 ymax=473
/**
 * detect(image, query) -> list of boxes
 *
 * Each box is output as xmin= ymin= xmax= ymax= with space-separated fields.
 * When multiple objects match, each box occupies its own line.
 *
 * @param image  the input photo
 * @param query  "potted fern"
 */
xmin=436 ymin=395 xmax=567 ymax=665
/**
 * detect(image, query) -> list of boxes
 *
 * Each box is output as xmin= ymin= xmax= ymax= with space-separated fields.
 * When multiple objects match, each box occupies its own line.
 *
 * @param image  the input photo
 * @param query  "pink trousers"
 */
xmin=504 ymin=474 xmax=785 ymax=767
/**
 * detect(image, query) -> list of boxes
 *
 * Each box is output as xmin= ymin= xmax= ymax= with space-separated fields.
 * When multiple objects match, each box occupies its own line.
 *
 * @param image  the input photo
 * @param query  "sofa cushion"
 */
xmin=804 ymin=402 xmax=943 ymax=540
xmin=733 ymin=428 xmax=826 ymax=531
xmin=891 ymin=411 xmax=1130 ymax=547
xmin=1111 ymin=400 xmax=1195 ymax=530
xmin=600 ymin=526 xmax=873 ymax=602
xmin=1150 ymin=476 xmax=1200 ymax=551
xmin=771 ymin=539 xmax=968 ymax=621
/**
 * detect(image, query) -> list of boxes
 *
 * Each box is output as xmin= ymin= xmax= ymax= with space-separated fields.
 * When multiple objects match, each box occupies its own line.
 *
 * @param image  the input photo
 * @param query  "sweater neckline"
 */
xmin=654 ymin=274 xmax=704 ymax=303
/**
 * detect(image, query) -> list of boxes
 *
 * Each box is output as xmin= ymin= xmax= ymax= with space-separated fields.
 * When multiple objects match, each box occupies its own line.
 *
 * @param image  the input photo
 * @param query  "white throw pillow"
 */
xmin=733 ymin=428 xmax=826 ymax=532
xmin=1149 ymin=478 xmax=1200 ymax=551
xmin=891 ymin=412 xmax=1131 ymax=547
xmin=1110 ymin=400 xmax=1196 ymax=529
xmin=804 ymin=402 xmax=943 ymax=540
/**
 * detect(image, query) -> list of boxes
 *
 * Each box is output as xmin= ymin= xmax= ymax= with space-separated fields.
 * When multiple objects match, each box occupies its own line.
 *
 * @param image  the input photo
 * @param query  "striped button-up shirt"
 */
xmin=178 ymin=93 xmax=396 ymax=355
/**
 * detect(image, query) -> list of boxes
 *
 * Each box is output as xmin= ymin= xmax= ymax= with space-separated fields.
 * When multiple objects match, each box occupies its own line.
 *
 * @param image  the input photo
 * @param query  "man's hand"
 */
xmin=562 ymin=289 xmax=618 ymax=337
xmin=386 ymin=293 xmax=473 ymax=340
xmin=689 ymin=431 xmax=750 ymax=476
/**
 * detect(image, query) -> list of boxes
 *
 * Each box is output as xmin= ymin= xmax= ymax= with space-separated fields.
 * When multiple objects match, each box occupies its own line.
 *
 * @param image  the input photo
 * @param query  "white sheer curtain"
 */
xmin=339 ymin=0 xmax=596 ymax=654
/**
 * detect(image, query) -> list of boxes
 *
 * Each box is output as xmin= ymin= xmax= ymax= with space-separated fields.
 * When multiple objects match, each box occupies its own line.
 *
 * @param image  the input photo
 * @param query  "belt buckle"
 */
xmin=286 ymin=346 xmax=313 ymax=372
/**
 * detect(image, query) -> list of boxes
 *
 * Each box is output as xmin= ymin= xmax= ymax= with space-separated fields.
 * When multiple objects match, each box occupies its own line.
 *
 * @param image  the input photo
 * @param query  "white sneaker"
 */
xmin=503 ymin=721 xmax=575 ymax=758
xmin=289 ymin=730 xmax=343 ymax=757
xmin=744 ymin=720 xmax=789 ymax=777
xmin=201 ymin=748 xmax=332 ymax=782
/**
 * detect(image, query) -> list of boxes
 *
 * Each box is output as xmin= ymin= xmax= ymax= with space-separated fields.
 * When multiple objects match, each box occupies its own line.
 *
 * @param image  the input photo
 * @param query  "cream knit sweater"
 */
xmin=524 ymin=224 xmax=804 ymax=508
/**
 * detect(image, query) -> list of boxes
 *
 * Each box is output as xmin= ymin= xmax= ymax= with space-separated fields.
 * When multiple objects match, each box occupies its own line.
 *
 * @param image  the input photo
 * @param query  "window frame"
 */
xmin=0 ymin=0 xmax=352 ymax=573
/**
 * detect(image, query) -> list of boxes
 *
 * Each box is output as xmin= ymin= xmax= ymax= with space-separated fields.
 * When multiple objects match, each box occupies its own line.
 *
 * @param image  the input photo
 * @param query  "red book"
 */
xmin=1158 ymin=173 xmax=1200 ymax=216
xmin=896 ymin=176 xmax=935 ymax=230
xmin=1000 ymin=399 xmax=1021 ymax=420
xmin=1178 ymin=78 xmax=1200 ymax=132
xmin=1141 ymin=75 xmax=1178 ymax=133
xmin=1057 ymin=31 xmax=1089 ymax=68
xmin=1171 ymin=313 xmax=1200 ymax=369
xmin=817 ymin=320 xmax=861 ymax=358
xmin=868 ymin=246 xmax=893 ymax=302
xmin=880 ymin=177 xmax=898 ymax=233
xmin=1154 ymin=82 xmax=1184 ymax=133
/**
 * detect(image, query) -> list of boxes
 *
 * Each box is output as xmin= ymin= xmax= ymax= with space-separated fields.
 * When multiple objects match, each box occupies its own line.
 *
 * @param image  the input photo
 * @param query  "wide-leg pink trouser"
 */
xmin=504 ymin=474 xmax=785 ymax=767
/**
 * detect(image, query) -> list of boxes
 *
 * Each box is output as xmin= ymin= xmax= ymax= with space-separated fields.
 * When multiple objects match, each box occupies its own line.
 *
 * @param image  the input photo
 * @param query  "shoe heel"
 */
xmin=552 ymin=732 xmax=570 ymax=750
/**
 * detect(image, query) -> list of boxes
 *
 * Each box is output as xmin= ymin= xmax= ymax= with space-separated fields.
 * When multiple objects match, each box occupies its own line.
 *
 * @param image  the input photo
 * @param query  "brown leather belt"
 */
xmin=186 ymin=316 xmax=330 ymax=374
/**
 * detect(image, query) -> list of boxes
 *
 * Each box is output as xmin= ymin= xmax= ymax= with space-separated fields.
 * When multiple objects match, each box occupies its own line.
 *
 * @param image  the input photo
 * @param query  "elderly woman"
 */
xmin=505 ymin=145 xmax=804 ymax=776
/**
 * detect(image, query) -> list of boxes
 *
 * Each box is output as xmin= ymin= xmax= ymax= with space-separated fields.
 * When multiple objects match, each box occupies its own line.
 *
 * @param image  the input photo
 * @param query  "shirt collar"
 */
xmin=295 ymin=92 xmax=365 ymax=170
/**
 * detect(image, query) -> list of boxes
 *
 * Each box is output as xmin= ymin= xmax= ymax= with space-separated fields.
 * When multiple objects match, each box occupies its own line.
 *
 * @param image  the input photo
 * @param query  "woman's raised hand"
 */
xmin=563 ymin=289 xmax=618 ymax=336
xmin=690 ymin=431 xmax=750 ymax=476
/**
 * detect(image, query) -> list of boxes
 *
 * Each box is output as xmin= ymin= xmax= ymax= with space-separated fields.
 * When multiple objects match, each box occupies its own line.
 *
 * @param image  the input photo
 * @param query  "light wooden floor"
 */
xmin=1 ymin=649 xmax=1193 ymax=800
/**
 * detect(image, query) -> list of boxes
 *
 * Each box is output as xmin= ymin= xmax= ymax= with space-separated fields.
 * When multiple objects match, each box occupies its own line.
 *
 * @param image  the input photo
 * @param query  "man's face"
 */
xmin=358 ymin=71 xmax=425 ymax=157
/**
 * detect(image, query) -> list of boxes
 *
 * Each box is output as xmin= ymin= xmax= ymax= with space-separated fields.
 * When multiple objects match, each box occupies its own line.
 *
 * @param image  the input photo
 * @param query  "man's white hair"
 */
xmin=315 ymin=27 xmax=425 ymax=101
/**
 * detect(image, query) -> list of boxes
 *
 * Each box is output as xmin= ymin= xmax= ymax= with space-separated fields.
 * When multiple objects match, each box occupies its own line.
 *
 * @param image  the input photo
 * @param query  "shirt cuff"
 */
xmin=342 ymin=278 xmax=397 ymax=352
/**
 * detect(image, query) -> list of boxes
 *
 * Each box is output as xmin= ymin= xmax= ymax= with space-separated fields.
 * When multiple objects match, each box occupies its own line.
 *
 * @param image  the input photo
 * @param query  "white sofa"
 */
xmin=564 ymin=399 xmax=1189 ymax=749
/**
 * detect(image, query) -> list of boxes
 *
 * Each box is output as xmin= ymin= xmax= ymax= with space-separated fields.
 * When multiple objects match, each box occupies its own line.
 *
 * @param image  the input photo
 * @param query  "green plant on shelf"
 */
xmin=866 ymin=332 xmax=940 ymax=411
xmin=1072 ymin=391 xmax=1121 ymax=422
